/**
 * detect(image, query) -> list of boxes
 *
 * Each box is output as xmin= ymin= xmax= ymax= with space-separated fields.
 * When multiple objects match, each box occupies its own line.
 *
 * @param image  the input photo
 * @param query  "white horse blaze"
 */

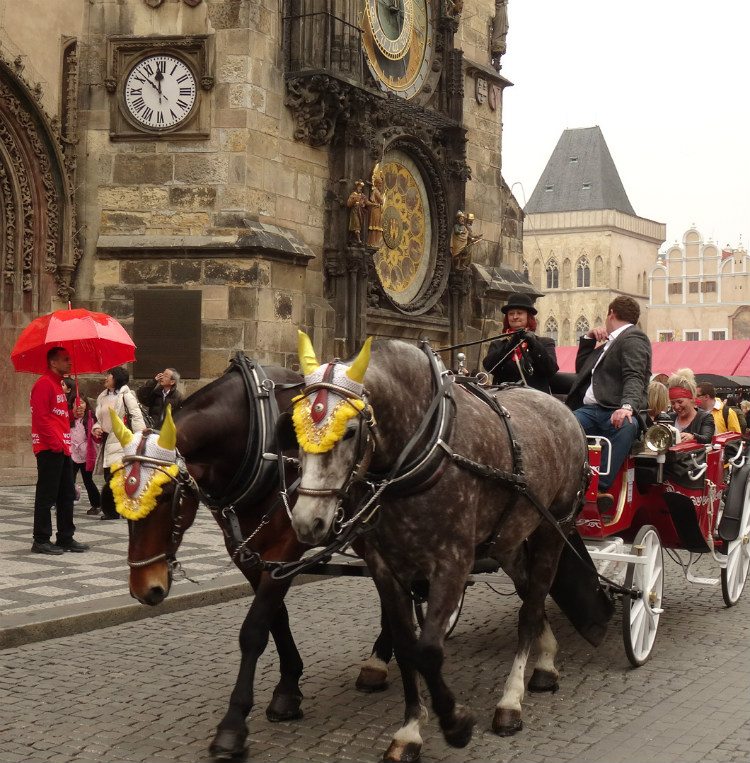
xmin=391 ymin=704 xmax=428 ymax=745
xmin=497 ymin=646 xmax=530 ymax=712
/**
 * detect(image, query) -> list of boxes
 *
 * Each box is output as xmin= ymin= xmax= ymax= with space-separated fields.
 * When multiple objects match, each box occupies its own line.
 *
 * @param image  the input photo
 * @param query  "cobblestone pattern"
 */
xmin=0 ymin=487 xmax=237 ymax=619
xmin=1 ymin=553 xmax=749 ymax=763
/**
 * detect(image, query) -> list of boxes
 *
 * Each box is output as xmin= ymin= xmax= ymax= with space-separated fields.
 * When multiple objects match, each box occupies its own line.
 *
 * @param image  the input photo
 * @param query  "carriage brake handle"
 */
xmin=728 ymin=440 xmax=746 ymax=468
xmin=687 ymin=454 xmax=708 ymax=480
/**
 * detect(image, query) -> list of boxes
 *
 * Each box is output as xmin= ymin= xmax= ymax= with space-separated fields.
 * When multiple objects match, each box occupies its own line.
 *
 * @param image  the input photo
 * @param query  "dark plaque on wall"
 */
xmin=133 ymin=290 xmax=202 ymax=378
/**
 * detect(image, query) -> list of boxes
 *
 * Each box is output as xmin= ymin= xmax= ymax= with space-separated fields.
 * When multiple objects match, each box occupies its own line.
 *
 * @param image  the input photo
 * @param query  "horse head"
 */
xmin=290 ymin=331 xmax=376 ymax=545
xmin=109 ymin=405 xmax=198 ymax=605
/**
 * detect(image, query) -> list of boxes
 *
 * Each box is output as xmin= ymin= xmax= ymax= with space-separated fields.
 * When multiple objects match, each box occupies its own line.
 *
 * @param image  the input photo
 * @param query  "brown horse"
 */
xmin=289 ymin=334 xmax=604 ymax=761
xmin=109 ymin=355 xmax=393 ymax=761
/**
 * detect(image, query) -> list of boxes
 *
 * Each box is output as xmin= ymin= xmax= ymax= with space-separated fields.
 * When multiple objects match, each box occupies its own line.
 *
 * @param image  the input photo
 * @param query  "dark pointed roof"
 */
xmin=525 ymin=126 xmax=635 ymax=216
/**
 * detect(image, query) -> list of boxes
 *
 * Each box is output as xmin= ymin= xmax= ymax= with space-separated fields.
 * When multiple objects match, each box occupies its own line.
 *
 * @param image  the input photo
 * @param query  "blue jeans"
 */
xmin=573 ymin=405 xmax=639 ymax=492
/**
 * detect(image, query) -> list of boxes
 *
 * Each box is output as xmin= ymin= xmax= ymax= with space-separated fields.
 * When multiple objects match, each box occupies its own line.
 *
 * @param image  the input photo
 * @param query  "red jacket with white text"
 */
xmin=30 ymin=371 xmax=71 ymax=455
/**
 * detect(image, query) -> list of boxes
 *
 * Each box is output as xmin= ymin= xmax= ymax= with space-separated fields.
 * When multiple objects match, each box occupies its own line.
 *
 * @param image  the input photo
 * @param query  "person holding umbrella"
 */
xmin=29 ymin=347 xmax=90 ymax=554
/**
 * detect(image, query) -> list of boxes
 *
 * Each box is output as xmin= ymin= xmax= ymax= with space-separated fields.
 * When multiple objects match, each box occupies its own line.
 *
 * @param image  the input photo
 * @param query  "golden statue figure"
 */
xmin=366 ymin=164 xmax=386 ymax=248
xmin=347 ymin=179 xmax=368 ymax=245
xmin=450 ymin=210 xmax=482 ymax=270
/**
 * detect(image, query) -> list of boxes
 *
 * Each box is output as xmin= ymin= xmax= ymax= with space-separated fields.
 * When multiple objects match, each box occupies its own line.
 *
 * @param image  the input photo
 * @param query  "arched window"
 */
xmin=615 ymin=255 xmax=623 ymax=290
xmin=637 ymin=273 xmax=642 ymax=293
xmin=594 ymin=315 xmax=603 ymax=327
xmin=532 ymin=259 xmax=542 ymax=288
xmin=576 ymin=256 xmax=591 ymax=288
xmin=562 ymin=258 xmax=572 ymax=289
xmin=594 ymin=255 xmax=604 ymax=287
xmin=545 ymin=316 xmax=558 ymax=343
xmin=562 ymin=318 xmax=571 ymax=346
xmin=546 ymin=258 xmax=559 ymax=289
xmin=575 ymin=315 xmax=590 ymax=338
xmin=643 ymin=270 xmax=647 ymax=292
xmin=522 ymin=259 xmax=530 ymax=280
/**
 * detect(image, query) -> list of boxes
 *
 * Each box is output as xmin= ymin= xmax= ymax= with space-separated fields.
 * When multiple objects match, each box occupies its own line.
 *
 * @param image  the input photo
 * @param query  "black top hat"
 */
xmin=501 ymin=292 xmax=538 ymax=315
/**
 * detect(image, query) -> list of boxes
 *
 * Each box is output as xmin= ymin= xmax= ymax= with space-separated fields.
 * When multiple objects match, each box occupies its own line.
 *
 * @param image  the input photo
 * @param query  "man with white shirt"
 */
xmin=566 ymin=297 xmax=652 ymax=510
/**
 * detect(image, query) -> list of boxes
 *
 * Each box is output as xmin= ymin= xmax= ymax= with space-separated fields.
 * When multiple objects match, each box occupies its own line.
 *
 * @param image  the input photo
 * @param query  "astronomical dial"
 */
xmin=362 ymin=0 xmax=434 ymax=99
xmin=373 ymin=151 xmax=433 ymax=306
xmin=124 ymin=54 xmax=197 ymax=130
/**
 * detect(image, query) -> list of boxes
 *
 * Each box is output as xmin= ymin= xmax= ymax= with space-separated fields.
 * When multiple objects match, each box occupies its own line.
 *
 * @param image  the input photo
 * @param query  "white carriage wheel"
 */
xmin=721 ymin=474 xmax=750 ymax=607
xmin=414 ymin=587 xmax=466 ymax=639
xmin=622 ymin=525 xmax=664 ymax=667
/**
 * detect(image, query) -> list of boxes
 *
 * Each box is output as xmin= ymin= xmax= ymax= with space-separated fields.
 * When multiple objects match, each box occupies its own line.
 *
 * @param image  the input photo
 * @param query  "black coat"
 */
xmin=136 ymin=379 xmax=184 ymax=428
xmin=566 ymin=327 xmax=652 ymax=411
xmin=671 ymin=408 xmax=715 ymax=444
xmin=482 ymin=333 xmax=559 ymax=393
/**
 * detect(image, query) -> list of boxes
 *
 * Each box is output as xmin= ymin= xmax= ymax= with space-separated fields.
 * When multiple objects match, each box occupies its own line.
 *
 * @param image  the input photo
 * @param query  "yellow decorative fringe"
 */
xmin=110 ymin=462 xmax=179 ymax=521
xmin=292 ymin=395 xmax=365 ymax=453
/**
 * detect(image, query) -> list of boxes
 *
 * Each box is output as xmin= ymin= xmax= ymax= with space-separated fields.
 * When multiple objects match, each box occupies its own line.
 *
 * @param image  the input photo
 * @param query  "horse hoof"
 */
xmin=528 ymin=668 xmax=559 ymax=694
xmin=492 ymin=707 xmax=523 ymax=737
xmin=383 ymin=740 xmax=422 ymax=762
xmin=208 ymin=728 xmax=247 ymax=761
xmin=440 ymin=704 xmax=474 ymax=748
xmin=266 ymin=691 xmax=304 ymax=723
xmin=355 ymin=666 xmax=388 ymax=693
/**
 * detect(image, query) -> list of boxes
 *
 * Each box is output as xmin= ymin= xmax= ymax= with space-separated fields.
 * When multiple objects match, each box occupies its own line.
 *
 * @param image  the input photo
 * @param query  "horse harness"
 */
xmin=123 ymin=352 xmax=302 ymax=572
xmin=270 ymin=340 xmax=584 ymax=580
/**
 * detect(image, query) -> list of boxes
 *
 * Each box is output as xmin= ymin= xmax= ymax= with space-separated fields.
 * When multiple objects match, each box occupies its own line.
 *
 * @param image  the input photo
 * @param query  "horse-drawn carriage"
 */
xmin=110 ymin=335 xmax=750 ymax=762
xmin=576 ymin=423 xmax=750 ymax=665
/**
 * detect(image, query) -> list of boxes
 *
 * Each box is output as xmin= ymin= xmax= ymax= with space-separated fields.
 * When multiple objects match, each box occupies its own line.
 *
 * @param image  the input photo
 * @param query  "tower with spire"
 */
xmin=523 ymin=126 xmax=666 ymax=345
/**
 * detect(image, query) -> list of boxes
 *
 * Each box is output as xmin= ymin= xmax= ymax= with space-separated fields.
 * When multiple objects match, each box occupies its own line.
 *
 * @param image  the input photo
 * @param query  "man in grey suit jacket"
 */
xmin=566 ymin=296 xmax=652 ymax=509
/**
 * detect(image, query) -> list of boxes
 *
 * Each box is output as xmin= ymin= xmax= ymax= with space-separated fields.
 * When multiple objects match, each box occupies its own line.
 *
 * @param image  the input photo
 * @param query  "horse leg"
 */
xmin=265 ymin=601 xmax=305 ymax=722
xmin=493 ymin=526 xmax=565 ymax=735
xmin=209 ymin=576 xmax=294 ymax=761
xmin=356 ymin=605 xmax=392 ymax=693
xmin=367 ymin=557 xmax=428 ymax=762
xmin=527 ymin=616 xmax=560 ymax=693
xmin=413 ymin=570 xmax=475 ymax=750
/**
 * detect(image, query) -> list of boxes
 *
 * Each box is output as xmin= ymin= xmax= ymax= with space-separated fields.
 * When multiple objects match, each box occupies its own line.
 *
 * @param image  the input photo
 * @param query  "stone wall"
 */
xmin=75 ymin=0 xmax=334 ymax=384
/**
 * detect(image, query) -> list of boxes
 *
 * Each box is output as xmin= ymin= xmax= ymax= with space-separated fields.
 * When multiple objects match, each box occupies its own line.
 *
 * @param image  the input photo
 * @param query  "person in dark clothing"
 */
xmin=668 ymin=369 xmax=715 ymax=444
xmin=566 ymin=296 xmax=651 ymax=512
xmin=30 ymin=347 xmax=90 ymax=554
xmin=137 ymin=367 xmax=184 ymax=428
xmin=725 ymin=394 xmax=747 ymax=433
xmin=482 ymin=293 xmax=558 ymax=393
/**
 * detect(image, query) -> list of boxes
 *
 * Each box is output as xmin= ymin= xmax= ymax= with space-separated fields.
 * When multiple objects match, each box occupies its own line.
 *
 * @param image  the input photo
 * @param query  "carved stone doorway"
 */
xmin=0 ymin=58 xmax=77 ymax=472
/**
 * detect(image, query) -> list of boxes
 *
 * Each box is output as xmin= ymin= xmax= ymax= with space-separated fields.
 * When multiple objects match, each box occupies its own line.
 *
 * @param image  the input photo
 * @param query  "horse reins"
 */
xmin=123 ymin=353 xmax=303 ymax=573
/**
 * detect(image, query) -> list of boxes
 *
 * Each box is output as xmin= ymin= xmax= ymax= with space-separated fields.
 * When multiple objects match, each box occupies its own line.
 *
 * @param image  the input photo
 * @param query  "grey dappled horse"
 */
xmin=289 ymin=335 xmax=590 ymax=762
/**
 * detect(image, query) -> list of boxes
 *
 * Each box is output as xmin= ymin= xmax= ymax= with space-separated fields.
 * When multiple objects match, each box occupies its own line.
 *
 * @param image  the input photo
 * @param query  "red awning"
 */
xmin=556 ymin=339 xmax=750 ymax=376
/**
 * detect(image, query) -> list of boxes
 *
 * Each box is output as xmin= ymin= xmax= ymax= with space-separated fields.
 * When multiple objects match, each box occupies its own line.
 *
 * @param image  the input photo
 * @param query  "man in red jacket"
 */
xmin=30 ymin=346 xmax=89 ymax=554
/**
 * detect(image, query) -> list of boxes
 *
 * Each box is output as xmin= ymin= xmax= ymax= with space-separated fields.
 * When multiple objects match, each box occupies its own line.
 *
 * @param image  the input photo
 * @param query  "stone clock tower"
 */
xmin=285 ymin=0 xmax=529 ymax=364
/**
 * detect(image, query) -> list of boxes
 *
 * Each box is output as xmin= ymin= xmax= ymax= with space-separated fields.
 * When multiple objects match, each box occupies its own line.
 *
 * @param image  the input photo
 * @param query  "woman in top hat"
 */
xmin=482 ymin=293 xmax=559 ymax=393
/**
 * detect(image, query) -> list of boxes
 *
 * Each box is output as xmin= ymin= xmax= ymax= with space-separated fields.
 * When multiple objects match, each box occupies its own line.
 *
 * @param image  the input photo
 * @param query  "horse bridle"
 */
xmin=291 ymin=380 xmax=378 ymax=533
xmin=118 ymin=436 xmax=198 ymax=572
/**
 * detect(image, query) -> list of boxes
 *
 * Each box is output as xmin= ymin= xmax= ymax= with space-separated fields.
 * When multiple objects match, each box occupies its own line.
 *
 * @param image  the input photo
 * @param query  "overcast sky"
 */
xmin=501 ymin=0 xmax=749 ymax=252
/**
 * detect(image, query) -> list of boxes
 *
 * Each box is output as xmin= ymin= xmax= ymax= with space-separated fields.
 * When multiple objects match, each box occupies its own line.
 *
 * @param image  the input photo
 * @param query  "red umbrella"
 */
xmin=10 ymin=307 xmax=136 ymax=375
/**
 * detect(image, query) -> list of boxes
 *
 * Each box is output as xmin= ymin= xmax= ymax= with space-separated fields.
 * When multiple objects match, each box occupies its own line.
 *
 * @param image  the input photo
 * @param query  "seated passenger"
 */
xmin=482 ymin=293 xmax=558 ymax=393
xmin=646 ymin=379 xmax=669 ymax=426
xmin=566 ymin=296 xmax=651 ymax=512
xmin=668 ymin=369 xmax=714 ymax=444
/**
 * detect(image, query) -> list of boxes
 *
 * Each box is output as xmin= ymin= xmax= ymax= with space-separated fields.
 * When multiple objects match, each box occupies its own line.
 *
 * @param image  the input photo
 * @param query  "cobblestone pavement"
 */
xmin=2 ymin=555 xmax=749 ymax=763
xmin=0 ymin=486 xmax=247 ymax=648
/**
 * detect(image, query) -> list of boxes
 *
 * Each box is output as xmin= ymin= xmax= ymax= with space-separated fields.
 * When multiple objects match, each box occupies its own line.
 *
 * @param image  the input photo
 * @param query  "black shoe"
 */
xmin=31 ymin=541 xmax=65 ymax=555
xmin=100 ymin=513 xmax=120 ymax=520
xmin=55 ymin=539 xmax=90 ymax=553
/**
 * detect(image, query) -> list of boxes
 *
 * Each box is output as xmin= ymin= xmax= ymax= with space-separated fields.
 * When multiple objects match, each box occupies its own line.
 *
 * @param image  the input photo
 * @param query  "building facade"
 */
xmin=649 ymin=227 xmax=750 ymax=342
xmin=523 ymin=126 xmax=665 ymax=345
xmin=0 ymin=0 xmax=529 ymax=471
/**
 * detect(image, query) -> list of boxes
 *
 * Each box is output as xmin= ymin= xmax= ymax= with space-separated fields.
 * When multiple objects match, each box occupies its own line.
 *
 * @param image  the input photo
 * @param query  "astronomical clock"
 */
xmin=284 ymin=0 xmax=473 ymax=350
xmin=362 ymin=0 xmax=435 ymax=100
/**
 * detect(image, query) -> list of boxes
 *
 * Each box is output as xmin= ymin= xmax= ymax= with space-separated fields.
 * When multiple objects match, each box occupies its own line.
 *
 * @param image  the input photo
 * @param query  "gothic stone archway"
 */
xmin=0 ymin=55 xmax=79 ymax=471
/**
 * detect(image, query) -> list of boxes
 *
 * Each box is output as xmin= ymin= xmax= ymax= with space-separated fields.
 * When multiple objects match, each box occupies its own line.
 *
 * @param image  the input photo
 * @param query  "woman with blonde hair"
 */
xmin=646 ymin=380 xmax=669 ymax=425
xmin=667 ymin=368 xmax=714 ymax=444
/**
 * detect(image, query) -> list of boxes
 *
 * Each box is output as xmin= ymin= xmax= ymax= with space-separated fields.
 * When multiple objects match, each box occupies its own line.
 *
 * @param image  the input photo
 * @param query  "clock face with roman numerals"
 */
xmin=124 ymin=54 xmax=197 ymax=130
